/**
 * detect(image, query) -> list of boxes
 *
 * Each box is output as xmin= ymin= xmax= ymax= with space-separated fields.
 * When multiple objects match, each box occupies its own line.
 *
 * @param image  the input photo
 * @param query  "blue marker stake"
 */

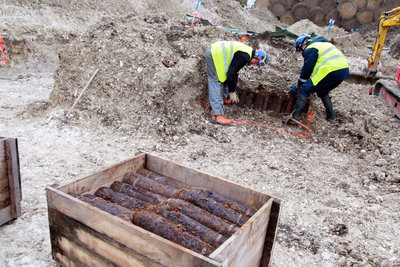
xmin=195 ymin=0 xmax=201 ymax=11
xmin=327 ymin=19 xmax=335 ymax=33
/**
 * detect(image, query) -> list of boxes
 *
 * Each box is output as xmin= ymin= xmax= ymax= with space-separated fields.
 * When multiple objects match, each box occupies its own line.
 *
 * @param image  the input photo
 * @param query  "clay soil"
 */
xmin=1 ymin=0 xmax=399 ymax=266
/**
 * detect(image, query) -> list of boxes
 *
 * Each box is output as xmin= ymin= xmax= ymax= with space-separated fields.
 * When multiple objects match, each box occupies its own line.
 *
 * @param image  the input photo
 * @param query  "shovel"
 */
xmin=58 ymin=68 xmax=99 ymax=123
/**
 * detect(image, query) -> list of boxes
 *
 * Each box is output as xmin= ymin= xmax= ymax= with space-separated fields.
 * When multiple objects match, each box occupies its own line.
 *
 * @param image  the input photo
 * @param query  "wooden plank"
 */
xmin=56 ymin=153 xmax=146 ymax=194
xmin=0 ymin=140 xmax=7 ymax=181
xmin=0 ymin=205 xmax=13 ymax=226
xmin=5 ymin=138 xmax=22 ymax=218
xmin=0 ymin=177 xmax=9 ymax=194
xmin=209 ymin=199 xmax=273 ymax=266
xmin=0 ymin=161 xmax=7 ymax=181
xmin=146 ymin=153 xmax=272 ymax=208
xmin=0 ymin=139 xmax=5 ymax=160
xmin=49 ymin=208 xmax=165 ymax=267
xmin=46 ymin=186 xmax=220 ymax=267
xmin=56 ymin=236 xmax=114 ymax=267
xmin=0 ymin=191 xmax=10 ymax=208
xmin=260 ymin=199 xmax=282 ymax=266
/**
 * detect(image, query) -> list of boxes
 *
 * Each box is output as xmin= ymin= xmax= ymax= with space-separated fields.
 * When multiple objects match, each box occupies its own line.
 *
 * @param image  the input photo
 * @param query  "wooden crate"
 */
xmin=0 ymin=137 xmax=22 ymax=226
xmin=46 ymin=152 xmax=281 ymax=267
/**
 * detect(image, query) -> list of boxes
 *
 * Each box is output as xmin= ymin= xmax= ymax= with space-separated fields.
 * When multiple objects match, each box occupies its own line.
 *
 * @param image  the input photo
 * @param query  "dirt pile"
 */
xmin=48 ymin=6 xmax=288 ymax=144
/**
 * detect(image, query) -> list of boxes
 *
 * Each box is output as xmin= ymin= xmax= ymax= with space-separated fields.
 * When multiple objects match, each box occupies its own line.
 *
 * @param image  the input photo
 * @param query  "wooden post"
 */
xmin=5 ymin=138 xmax=21 ymax=219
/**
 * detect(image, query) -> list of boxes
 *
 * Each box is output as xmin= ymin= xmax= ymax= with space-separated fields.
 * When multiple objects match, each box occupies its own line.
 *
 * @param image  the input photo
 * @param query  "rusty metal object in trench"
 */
xmin=238 ymin=90 xmax=306 ymax=115
xmin=238 ymin=91 xmax=248 ymax=107
xmin=274 ymin=96 xmax=284 ymax=114
xmin=176 ymin=188 xmax=247 ymax=227
xmin=262 ymin=95 xmax=270 ymax=110
xmin=132 ymin=210 xmax=214 ymax=256
xmin=110 ymin=181 xmax=166 ymax=204
xmin=152 ymin=205 xmax=227 ymax=248
xmin=94 ymin=187 xmax=149 ymax=211
xmin=165 ymin=198 xmax=239 ymax=237
xmin=76 ymin=194 xmax=133 ymax=221
xmin=283 ymin=95 xmax=297 ymax=114
xmin=254 ymin=95 xmax=265 ymax=110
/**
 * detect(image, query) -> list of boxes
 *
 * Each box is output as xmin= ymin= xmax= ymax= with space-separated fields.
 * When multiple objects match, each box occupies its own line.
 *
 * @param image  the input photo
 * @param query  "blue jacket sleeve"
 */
xmin=298 ymin=48 xmax=318 ymax=86
xmin=226 ymin=51 xmax=251 ymax=92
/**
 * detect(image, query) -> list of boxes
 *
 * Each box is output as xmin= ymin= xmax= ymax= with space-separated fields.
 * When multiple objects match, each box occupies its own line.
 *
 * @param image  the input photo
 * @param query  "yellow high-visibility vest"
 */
xmin=211 ymin=41 xmax=253 ymax=82
xmin=306 ymin=42 xmax=349 ymax=85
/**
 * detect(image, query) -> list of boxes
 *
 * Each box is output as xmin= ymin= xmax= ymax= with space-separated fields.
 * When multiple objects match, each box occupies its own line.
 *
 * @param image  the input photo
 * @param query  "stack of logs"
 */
xmin=73 ymin=169 xmax=258 ymax=256
xmin=256 ymin=0 xmax=398 ymax=30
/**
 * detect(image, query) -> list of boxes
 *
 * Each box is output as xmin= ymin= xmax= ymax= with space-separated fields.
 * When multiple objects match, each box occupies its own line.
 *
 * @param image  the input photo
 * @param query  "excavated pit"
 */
xmin=238 ymin=89 xmax=310 ymax=115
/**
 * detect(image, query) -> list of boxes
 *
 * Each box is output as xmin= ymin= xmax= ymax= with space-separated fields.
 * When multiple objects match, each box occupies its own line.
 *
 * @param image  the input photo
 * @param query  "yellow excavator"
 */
xmin=365 ymin=7 xmax=400 ymax=121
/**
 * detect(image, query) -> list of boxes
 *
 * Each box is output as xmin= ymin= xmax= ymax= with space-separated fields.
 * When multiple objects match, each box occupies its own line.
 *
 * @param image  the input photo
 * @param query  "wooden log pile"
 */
xmin=73 ymin=169 xmax=258 ymax=256
xmin=255 ymin=0 xmax=397 ymax=30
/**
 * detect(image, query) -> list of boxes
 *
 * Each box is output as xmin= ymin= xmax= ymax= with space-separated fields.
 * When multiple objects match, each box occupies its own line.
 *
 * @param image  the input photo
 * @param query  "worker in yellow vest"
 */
xmin=283 ymin=34 xmax=349 ymax=122
xmin=205 ymin=41 xmax=269 ymax=125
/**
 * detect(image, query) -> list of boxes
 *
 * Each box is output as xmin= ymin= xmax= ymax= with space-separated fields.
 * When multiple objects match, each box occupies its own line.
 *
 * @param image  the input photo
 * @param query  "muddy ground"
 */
xmin=0 ymin=0 xmax=399 ymax=266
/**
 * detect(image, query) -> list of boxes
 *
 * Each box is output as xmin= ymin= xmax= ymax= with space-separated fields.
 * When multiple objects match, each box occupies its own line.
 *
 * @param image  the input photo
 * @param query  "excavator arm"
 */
xmin=366 ymin=7 xmax=400 ymax=77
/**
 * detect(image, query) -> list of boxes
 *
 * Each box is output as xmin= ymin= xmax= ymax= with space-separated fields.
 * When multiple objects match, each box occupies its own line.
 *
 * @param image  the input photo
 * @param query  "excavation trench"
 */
xmin=238 ymin=89 xmax=310 ymax=115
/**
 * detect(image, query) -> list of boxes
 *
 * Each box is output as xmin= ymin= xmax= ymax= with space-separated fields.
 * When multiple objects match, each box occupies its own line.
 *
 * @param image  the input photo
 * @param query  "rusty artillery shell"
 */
xmin=76 ymin=194 xmax=133 ymax=221
xmin=134 ymin=170 xmax=257 ymax=218
xmin=176 ymin=188 xmax=247 ymax=227
xmin=110 ymin=181 xmax=166 ymax=204
xmin=123 ymin=173 xmax=177 ymax=198
xmin=165 ymin=198 xmax=239 ymax=237
xmin=153 ymin=205 xmax=227 ymax=248
xmin=136 ymin=169 xmax=186 ymax=189
xmin=190 ymin=187 xmax=257 ymax=218
xmin=132 ymin=210 xmax=214 ymax=256
xmin=94 ymin=187 xmax=148 ymax=211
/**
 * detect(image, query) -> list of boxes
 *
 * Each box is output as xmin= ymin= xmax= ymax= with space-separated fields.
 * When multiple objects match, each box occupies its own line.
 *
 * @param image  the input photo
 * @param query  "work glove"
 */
xmin=229 ymin=92 xmax=239 ymax=103
xmin=289 ymin=84 xmax=299 ymax=94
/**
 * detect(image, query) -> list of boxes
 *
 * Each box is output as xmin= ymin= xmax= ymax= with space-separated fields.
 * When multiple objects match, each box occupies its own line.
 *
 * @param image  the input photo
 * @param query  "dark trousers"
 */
xmin=299 ymin=68 xmax=350 ymax=98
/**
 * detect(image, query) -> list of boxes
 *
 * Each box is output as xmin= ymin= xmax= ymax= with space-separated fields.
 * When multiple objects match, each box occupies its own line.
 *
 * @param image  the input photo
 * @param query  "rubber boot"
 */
xmin=282 ymin=95 xmax=308 ymax=121
xmin=211 ymin=115 xmax=233 ymax=125
xmin=320 ymin=95 xmax=336 ymax=121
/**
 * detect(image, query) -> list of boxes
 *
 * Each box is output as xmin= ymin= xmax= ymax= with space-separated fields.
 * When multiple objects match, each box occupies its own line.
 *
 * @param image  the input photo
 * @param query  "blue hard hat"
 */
xmin=255 ymin=49 xmax=269 ymax=67
xmin=295 ymin=34 xmax=311 ymax=50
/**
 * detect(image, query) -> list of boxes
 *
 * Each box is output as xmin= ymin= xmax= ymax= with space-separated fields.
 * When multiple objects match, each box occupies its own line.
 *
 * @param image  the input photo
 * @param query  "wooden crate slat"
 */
xmin=0 ymin=176 xmax=9 ymax=194
xmin=210 ymin=199 xmax=273 ymax=266
xmin=50 ymin=208 xmax=165 ymax=267
xmin=46 ymin=186 xmax=220 ymax=267
xmin=0 ymin=140 xmax=6 ymax=160
xmin=260 ymin=199 xmax=282 ymax=267
xmin=0 ymin=190 xmax=10 ymax=206
xmin=0 ymin=160 xmax=7 ymax=181
xmin=0 ymin=140 xmax=7 ymax=180
xmin=56 ymin=153 xmax=146 ymax=194
xmin=56 ymin=236 xmax=115 ymax=267
xmin=0 ymin=206 xmax=13 ymax=226
xmin=146 ymin=153 xmax=271 ymax=208
xmin=5 ymin=138 xmax=22 ymax=218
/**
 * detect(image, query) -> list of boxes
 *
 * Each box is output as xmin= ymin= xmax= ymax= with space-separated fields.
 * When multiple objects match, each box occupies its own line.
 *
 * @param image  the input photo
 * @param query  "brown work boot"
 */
xmin=210 ymin=115 xmax=233 ymax=125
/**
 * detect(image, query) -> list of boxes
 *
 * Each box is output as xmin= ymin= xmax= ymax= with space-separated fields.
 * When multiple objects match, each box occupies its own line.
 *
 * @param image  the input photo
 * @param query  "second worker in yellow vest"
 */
xmin=205 ymin=41 xmax=269 ymax=125
xmin=283 ymin=34 xmax=350 ymax=122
